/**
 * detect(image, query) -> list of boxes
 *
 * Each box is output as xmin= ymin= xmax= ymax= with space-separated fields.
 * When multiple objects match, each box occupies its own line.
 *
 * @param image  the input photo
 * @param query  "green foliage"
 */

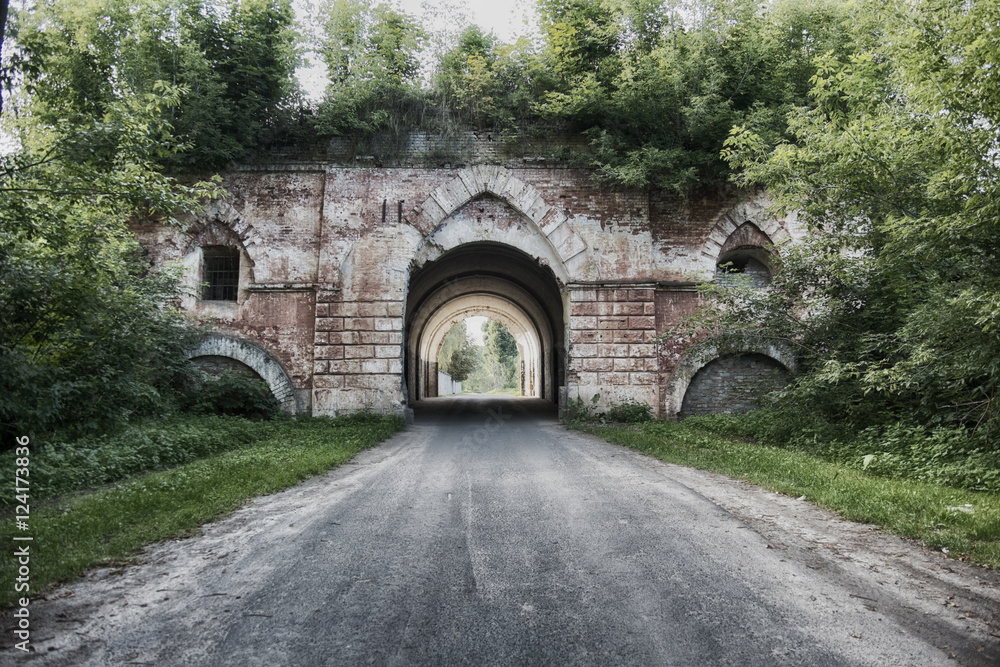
xmin=437 ymin=321 xmax=478 ymax=383
xmin=180 ymin=370 xmax=281 ymax=420
xmin=296 ymin=0 xmax=857 ymax=187
xmin=480 ymin=319 xmax=519 ymax=391
xmin=563 ymin=393 xmax=652 ymax=425
xmin=5 ymin=0 xmax=868 ymax=186
xmin=0 ymin=411 xmax=404 ymax=506
xmin=687 ymin=408 xmax=1000 ymax=495
xmin=313 ymin=0 xmax=424 ymax=87
xmin=693 ymin=0 xmax=1000 ymax=450
xmin=537 ymin=0 xmax=856 ymax=190
xmin=0 ymin=415 xmax=273 ymax=502
xmin=604 ymin=398 xmax=653 ymax=424
xmin=433 ymin=26 xmax=554 ymax=132
xmin=0 ymin=63 xmax=219 ymax=446
xmin=564 ymin=392 xmax=601 ymax=424
xmin=310 ymin=0 xmax=429 ymax=138
xmin=0 ymin=413 xmax=404 ymax=606
xmin=12 ymin=0 xmax=301 ymax=171
xmin=0 ymin=1 xmax=256 ymax=445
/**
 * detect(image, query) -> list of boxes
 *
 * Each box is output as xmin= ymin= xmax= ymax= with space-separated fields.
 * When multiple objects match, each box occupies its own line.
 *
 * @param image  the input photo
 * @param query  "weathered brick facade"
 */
xmin=680 ymin=353 xmax=791 ymax=416
xmin=134 ymin=148 xmax=803 ymax=419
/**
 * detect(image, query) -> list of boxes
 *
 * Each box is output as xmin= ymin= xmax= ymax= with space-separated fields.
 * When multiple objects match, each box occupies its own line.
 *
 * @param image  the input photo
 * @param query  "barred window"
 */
xmin=202 ymin=246 xmax=240 ymax=301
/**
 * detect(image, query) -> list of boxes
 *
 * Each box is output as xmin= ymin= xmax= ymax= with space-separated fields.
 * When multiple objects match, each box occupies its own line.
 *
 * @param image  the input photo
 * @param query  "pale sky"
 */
xmin=466 ymin=316 xmax=487 ymax=345
xmin=400 ymin=0 xmax=539 ymax=43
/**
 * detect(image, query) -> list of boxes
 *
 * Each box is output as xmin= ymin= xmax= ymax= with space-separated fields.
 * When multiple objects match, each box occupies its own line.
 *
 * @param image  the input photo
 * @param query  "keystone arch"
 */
xmin=409 ymin=166 xmax=588 ymax=278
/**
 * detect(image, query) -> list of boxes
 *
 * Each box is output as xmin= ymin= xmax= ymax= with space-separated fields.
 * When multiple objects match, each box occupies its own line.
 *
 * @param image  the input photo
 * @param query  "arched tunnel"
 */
xmin=405 ymin=242 xmax=565 ymax=404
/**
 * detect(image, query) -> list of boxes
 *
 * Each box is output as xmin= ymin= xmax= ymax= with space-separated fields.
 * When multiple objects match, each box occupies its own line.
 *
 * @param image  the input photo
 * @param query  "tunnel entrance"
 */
xmin=405 ymin=243 xmax=565 ymax=404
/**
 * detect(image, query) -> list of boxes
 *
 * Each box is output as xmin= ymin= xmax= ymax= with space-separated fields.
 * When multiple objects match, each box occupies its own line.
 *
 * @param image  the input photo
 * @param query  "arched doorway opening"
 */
xmin=406 ymin=243 xmax=565 ymax=404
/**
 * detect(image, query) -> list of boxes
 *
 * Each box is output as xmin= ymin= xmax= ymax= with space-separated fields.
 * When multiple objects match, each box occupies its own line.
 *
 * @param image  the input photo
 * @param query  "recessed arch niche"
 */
xmin=715 ymin=222 xmax=775 ymax=288
xmin=187 ymin=333 xmax=299 ymax=413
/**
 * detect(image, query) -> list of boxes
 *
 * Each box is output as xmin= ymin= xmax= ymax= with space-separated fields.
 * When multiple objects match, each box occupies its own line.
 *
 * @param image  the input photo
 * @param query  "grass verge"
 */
xmin=580 ymin=420 xmax=1000 ymax=569
xmin=1 ymin=414 xmax=403 ymax=608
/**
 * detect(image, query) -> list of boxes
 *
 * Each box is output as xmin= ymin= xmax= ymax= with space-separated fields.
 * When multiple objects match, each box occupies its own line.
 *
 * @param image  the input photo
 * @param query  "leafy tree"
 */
xmin=310 ymin=0 xmax=427 ymax=137
xmin=12 ymin=0 xmax=300 ymax=171
xmin=168 ymin=0 xmax=301 ymax=168
xmin=438 ymin=321 xmax=478 ymax=383
xmin=537 ymin=0 xmax=855 ymax=191
xmin=1 ymin=4 xmax=220 ymax=447
xmin=481 ymin=319 xmax=519 ymax=391
xmin=0 ymin=0 xmax=10 ymax=115
xmin=433 ymin=26 xmax=555 ymax=133
xmin=693 ymin=0 xmax=1000 ymax=443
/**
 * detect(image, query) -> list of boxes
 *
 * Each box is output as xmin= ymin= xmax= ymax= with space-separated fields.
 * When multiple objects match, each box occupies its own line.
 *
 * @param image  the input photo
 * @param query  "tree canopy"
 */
xmin=687 ymin=0 xmax=1000 ymax=449
xmin=7 ymin=0 xmax=300 ymax=170
xmin=1 ymin=1 xmax=229 ymax=445
xmin=438 ymin=320 xmax=478 ymax=383
xmin=2 ymin=0 xmax=865 ymax=187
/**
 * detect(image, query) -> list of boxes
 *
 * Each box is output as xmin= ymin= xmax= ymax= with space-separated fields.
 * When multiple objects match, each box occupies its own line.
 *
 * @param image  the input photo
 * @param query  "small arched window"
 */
xmin=202 ymin=246 xmax=240 ymax=301
xmin=715 ymin=222 xmax=774 ymax=288
xmin=716 ymin=249 xmax=772 ymax=288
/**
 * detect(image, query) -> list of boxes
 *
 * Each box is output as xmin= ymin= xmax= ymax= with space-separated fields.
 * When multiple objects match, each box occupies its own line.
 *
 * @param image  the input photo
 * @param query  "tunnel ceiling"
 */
xmin=406 ymin=242 xmax=564 ymax=336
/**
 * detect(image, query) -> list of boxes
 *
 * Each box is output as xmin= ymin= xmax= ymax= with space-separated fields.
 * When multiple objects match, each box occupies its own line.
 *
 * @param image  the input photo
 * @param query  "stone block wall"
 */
xmin=312 ymin=291 xmax=406 ymax=415
xmin=567 ymin=286 xmax=659 ymax=411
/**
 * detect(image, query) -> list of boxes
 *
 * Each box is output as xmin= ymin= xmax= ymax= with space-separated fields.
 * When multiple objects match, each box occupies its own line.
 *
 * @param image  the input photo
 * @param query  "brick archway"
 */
xmin=188 ymin=333 xmax=299 ymax=413
xmin=405 ymin=243 xmax=565 ymax=405
xmin=409 ymin=166 xmax=589 ymax=277
xmin=698 ymin=195 xmax=794 ymax=276
xmin=664 ymin=343 xmax=797 ymax=420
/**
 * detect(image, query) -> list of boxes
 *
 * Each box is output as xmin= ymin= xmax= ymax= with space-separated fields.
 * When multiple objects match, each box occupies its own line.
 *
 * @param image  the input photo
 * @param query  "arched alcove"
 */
xmin=715 ymin=222 xmax=775 ymax=288
xmin=680 ymin=353 xmax=790 ymax=416
xmin=187 ymin=333 xmax=299 ymax=413
xmin=664 ymin=344 xmax=796 ymax=420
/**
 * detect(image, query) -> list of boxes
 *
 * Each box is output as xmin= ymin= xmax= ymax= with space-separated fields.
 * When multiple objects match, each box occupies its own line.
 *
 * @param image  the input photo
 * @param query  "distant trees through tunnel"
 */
xmin=436 ymin=318 xmax=521 ymax=395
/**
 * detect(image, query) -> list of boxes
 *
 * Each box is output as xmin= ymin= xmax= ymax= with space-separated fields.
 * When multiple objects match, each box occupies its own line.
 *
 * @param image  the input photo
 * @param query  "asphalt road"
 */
xmin=13 ymin=395 xmax=1000 ymax=666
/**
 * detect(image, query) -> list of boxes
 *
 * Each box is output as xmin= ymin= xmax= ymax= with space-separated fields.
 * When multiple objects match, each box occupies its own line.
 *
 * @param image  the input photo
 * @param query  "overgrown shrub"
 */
xmin=0 ymin=412 xmax=408 ymax=504
xmin=604 ymin=399 xmax=653 ymax=424
xmin=684 ymin=411 xmax=1000 ymax=494
xmin=563 ymin=394 xmax=654 ymax=425
xmin=564 ymin=393 xmax=601 ymax=424
xmin=1 ymin=415 xmax=277 ymax=502
xmin=180 ymin=370 xmax=281 ymax=420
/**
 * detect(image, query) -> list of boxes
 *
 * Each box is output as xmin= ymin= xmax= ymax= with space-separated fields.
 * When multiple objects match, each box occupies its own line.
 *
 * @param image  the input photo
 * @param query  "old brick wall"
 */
xmin=680 ymin=353 xmax=790 ymax=416
xmin=134 ymin=146 xmax=803 ymax=419
xmin=566 ymin=287 xmax=659 ymax=409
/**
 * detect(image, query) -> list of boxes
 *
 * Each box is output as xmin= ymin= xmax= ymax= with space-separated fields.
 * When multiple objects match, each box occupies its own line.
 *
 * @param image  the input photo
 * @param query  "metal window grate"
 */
xmin=202 ymin=247 xmax=240 ymax=301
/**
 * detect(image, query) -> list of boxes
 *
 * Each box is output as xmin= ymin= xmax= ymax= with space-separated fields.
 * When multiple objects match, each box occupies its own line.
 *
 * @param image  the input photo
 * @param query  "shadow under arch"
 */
xmin=187 ymin=333 xmax=299 ymax=413
xmin=405 ymin=243 xmax=565 ymax=405
xmin=663 ymin=343 xmax=797 ymax=420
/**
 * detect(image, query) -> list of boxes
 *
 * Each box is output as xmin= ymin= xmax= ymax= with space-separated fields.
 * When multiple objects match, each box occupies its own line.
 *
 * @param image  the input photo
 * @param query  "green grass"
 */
xmin=1 ymin=414 xmax=403 ymax=607
xmin=581 ymin=420 xmax=1000 ymax=569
